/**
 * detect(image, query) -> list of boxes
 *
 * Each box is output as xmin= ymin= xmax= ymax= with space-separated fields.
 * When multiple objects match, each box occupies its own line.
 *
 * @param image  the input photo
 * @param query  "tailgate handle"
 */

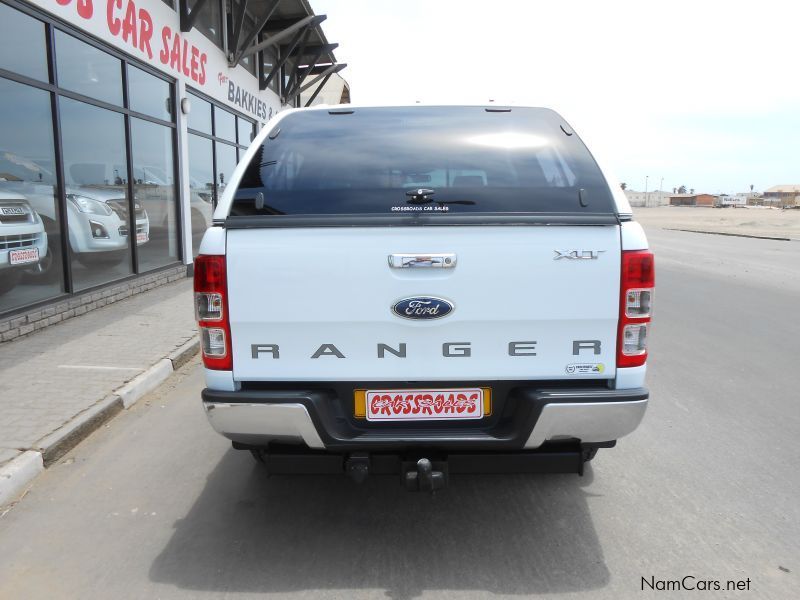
xmin=388 ymin=254 xmax=457 ymax=269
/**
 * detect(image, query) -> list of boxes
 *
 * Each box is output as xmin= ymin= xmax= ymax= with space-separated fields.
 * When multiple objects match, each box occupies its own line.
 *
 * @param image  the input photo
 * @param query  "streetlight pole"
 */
xmin=659 ymin=177 xmax=664 ymax=206
xmin=645 ymin=176 xmax=649 ymax=207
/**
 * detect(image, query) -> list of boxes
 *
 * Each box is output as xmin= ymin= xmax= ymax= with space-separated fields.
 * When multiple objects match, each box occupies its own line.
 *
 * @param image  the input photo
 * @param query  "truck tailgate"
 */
xmin=226 ymin=225 xmax=620 ymax=382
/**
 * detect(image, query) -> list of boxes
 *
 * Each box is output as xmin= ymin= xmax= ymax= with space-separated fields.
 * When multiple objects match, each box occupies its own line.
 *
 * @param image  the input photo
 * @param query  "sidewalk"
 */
xmin=0 ymin=278 xmax=197 ymax=507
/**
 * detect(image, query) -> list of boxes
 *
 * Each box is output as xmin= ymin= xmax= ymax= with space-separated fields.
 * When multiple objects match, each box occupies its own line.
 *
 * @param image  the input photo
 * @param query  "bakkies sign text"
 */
xmin=223 ymin=75 xmax=273 ymax=121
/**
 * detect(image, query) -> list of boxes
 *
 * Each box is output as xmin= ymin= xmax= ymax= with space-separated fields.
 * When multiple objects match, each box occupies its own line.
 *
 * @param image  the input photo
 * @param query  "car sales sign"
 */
xmin=34 ymin=0 xmax=279 ymax=121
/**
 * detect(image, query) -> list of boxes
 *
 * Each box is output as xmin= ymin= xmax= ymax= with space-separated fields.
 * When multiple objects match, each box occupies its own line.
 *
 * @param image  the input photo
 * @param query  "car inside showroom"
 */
xmin=0 ymin=0 xmax=347 ymax=330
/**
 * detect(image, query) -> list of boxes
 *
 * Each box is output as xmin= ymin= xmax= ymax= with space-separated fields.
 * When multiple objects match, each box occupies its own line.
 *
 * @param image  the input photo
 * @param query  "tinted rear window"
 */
xmin=230 ymin=106 xmax=615 ymax=218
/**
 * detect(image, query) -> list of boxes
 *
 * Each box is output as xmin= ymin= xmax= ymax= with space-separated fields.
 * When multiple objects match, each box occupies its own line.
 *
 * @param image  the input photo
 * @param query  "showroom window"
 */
xmin=128 ymin=66 xmax=173 ymax=121
xmin=60 ymin=97 xmax=133 ymax=291
xmin=55 ymin=30 xmax=123 ymax=106
xmin=130 ymin=118 xmax=179 ymax=272
xmin=262 ymin=47 xmax=279 ymax=93
xmin=240 ymin=52 xmax=257 ymax=77
xmin=0 ymin=2 xmax=48 ymax=81
xmin=186 ymin=91 xmax=255 ymax=254
xmin=0 ymin=77 xmax=63 ymax=313
xmin=215 ymin=141 xmax=237 ymax=200
xmin=215 ymin=108 xmax=237 ymax=144
xmin=238 ymin=118 xmax=254 ymax=146
xmin=189 ymin=0 xmax=224 ymax=49
xmin=0 ymin=2 xmax=180 ymax=315
xmin=187 ymin=135 xmax=214 ymax=256
xmin=187 ymin=92 xmax=212 ymax=135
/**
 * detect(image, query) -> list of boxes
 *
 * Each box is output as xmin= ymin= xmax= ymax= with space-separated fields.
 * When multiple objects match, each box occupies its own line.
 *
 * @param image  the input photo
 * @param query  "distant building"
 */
xmin=762 ymin=185 xmax=800 ymax=207
xmin=301 ymin=73 xmax=351 ymax=107
xmin=669 ymin=193 xmax=717 ymax=206
xmin=716 ymin=194 xmax=747 ymax=207
xmin=624 ymin=189 xmax=672 ymax=207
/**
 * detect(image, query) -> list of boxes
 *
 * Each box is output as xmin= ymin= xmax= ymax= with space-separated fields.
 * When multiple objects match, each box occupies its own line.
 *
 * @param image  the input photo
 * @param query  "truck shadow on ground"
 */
xmin=149 ymin=449 xmax=609 ymax=598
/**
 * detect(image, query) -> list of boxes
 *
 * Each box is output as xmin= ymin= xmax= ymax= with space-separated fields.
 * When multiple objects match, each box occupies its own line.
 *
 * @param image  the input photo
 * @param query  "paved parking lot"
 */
xmin=0 ymin=229 xmax=797 ymax=599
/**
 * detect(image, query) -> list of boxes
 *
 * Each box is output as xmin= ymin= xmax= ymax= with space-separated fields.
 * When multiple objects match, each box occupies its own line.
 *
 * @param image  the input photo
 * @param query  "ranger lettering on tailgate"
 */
xmin=249 ymin=340 xmax=603 ymax=359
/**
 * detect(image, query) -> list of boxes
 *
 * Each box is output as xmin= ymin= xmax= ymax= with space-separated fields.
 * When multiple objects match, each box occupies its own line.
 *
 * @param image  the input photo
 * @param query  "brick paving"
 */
xmin=0 ymin=278 xmax=196 ymax=467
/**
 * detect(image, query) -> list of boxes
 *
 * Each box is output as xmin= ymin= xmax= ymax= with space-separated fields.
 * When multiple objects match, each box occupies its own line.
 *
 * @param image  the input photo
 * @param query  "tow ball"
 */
xmin=403 ymin=458 xmax=447 ymax=493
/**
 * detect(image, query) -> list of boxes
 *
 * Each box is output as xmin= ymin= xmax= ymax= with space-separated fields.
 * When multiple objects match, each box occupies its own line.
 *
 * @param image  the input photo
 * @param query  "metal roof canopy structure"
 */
xmin=179 ymin=0 xmax=347 ymax=106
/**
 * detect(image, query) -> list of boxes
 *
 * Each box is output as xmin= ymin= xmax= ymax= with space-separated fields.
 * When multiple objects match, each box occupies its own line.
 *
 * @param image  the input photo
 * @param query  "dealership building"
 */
xmin=0 ymin=0 xmax=347 ymax=339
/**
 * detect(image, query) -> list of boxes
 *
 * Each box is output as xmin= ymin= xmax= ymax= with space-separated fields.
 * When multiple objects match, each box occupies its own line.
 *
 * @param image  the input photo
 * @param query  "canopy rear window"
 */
xmin=230 ymin=106 xmax=615 ymax=220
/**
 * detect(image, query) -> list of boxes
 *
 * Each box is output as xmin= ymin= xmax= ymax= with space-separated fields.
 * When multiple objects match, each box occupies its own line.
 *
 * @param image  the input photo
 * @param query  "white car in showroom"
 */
xmin=0 ymin=153 xmax=149 ymax=277
xmin=63 ymin=186 xmax=150 ymax=267
xmin=0 ymin=190 xmax=47 ymax=295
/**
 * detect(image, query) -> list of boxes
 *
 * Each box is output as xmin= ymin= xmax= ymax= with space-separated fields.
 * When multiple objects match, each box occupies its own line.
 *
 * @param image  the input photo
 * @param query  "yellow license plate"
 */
xmin=354 ymin=388 xmax=491 ymax=420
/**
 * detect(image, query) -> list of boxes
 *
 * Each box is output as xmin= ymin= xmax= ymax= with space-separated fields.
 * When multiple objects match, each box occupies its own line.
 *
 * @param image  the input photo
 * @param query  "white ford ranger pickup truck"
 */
xmin=195 ymin=105 xmax=654 ymax=491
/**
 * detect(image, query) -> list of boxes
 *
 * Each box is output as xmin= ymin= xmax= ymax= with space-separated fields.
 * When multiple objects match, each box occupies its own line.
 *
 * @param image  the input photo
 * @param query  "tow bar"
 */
xmin=243 ymin=442 xmax=607 ymax=492
xmin=343 ymin=454 xmax=448 ymax=492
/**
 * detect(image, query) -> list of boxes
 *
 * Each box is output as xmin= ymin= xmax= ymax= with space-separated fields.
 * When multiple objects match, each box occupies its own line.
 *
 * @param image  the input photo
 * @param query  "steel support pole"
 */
xmin=284 ymin=46 xmax=324 ymax=99
xmin=304 ymin=72 xmax=332 ymax=107
xmin=242 ymin=14 xmax=325 ymax=60
xmin=229 ymin=0 xmax=249 ymax=62
xmin=229 ymin=0 xmax=281 ymax=66
xmin=285 ymin=63 xmax=345 ymax=105
xmin=260 ymin=28 xmax=309 ymax=92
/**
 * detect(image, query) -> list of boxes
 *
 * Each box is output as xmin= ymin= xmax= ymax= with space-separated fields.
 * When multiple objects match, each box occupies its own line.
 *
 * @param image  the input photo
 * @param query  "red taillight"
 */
xmin=194 ymin=255 xmax=232 ymax=370
xmin=617 ymin=250 xmax=655 ymax=368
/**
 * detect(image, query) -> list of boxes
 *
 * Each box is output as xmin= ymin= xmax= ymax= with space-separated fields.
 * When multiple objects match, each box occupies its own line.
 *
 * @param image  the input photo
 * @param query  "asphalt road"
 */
xmin=1 ymin=229 xmax=798 ymax=599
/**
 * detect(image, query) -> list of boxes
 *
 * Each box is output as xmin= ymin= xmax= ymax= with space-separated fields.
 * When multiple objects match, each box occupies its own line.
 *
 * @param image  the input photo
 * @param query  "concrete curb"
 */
xmin=36 ymin=395 xmax=123 ymax=468
xmin=116 ymin=359 xmax=174 ymax=409
xmin=1 ymin=334 xmax=200 ymax=508
xmin=169 ymin=337 xmax=201 ymax=370
xmin=0 ymin=451 xmax=44 ymax=508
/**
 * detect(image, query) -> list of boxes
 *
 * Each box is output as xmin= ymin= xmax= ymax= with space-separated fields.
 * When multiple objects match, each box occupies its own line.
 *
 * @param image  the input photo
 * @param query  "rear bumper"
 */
xmin=202 ymin=385 xmax=648 ymax=451
xmin=204 ymin=402 xmax=325 ymax=448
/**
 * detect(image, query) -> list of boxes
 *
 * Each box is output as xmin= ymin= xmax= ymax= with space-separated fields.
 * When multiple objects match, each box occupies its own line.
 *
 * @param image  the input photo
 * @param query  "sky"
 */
xmin=309 ymin=0 xmax=799 ymax=194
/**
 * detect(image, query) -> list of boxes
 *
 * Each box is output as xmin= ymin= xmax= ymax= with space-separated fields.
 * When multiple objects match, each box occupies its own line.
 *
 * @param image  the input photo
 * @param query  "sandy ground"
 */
xmin=632 ymin=206 xmax=800 ymax=239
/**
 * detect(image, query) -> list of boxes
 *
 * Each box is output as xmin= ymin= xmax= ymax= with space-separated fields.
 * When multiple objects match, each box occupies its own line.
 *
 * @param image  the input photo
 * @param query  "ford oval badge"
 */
xmin=392 ymin=296 xmax=454 ymax=320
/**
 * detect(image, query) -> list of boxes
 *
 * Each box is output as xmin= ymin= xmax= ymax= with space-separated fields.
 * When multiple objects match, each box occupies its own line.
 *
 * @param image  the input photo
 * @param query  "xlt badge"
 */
xmin=554 ymin=250 xmax=605 ymax=260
